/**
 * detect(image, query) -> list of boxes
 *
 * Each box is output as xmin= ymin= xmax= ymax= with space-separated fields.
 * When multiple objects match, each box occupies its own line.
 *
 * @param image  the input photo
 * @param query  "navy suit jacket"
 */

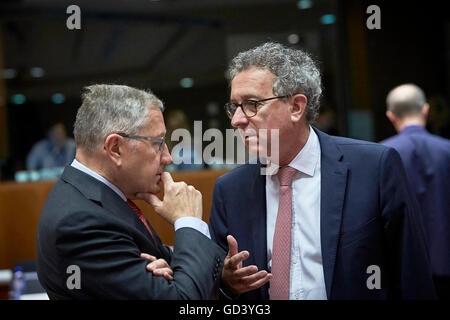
xmin=381 ymin=125 xmax=450 ymax=277
xmin=209 ymin=128 xmax=436 ymax=300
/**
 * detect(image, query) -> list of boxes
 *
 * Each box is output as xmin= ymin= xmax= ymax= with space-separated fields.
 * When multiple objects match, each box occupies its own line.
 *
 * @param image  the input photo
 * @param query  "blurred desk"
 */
xmin=0 ymin=169 xmax=228 ymax=269
xmin=0 ymin=269 xmax=12 ymax=300
xmin=20 ymin=293 xmax=49 ymax=300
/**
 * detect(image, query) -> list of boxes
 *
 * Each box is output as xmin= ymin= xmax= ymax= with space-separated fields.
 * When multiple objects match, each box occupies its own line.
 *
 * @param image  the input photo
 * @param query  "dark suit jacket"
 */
xmin=209 ymin=128 xmax=436 ymax=300
xmin=381 ymin=125 xmax=450 ymax=277
xmin=37 ymin=166 xmax=225 ymax=299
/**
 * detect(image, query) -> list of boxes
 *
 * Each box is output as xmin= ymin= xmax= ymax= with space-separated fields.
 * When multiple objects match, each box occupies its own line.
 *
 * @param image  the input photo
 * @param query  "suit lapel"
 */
xmin=250 ymin=163 xmax=269 ymax=299
xmin=61 ymin=166 xmax=166 ymax=258
xmin=314 ymin=128 xmax=348 ymax=299
xmin=251 ymin=164 xmax=268 ymax=271
xmin=97 ymin=184 xmax=167 ymax=259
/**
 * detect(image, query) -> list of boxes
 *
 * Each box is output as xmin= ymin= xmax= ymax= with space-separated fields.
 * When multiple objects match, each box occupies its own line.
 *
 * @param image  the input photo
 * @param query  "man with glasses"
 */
xmin=209 ymin=42 xmax=436 ymax=300
xmin=37 ymin=84 xmax=225 ymax=299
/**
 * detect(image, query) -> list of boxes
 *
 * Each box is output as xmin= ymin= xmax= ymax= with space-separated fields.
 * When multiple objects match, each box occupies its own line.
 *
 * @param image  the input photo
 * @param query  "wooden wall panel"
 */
xmin=0 ymin=169 xmax=228 ymax=269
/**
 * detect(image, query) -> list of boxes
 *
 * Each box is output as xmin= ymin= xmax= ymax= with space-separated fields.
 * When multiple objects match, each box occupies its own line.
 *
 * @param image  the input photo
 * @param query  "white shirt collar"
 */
xmin=71 ymin=159 xmax=127 ymax=202
xmin=266 ymin=125 xmax=320 ymax=177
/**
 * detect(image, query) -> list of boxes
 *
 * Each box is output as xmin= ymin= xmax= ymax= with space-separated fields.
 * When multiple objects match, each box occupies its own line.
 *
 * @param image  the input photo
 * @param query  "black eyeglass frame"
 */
xmin=224 ymin=95 xmax=291 ymax=119
xmin=116 ymin=132 xmax=165 ymax=151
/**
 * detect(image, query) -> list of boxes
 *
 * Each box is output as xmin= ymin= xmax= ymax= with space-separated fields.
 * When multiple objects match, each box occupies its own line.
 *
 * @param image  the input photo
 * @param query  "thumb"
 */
xmin=146 ymin=193 xmax=163 ymax=210
xmin=226 ymin=235 xmax=238 ymax=258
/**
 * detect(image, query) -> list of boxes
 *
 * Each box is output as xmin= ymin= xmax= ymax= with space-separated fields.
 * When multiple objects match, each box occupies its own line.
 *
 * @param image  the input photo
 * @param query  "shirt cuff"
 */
xmin=219 ymin=287 xmax=241 ymax=300
xmin=174 ymin=217 xmax=211 ymax=239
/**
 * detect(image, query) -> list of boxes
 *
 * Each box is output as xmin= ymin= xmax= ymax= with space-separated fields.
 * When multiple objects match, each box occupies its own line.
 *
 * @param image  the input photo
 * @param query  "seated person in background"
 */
xmin=37 ymin=84 xmax=225 ymax=299
xmin=381 ymin=83 xmax=450 ymax=300
xmin=26 ymin=122 xmax=76 ymax=170
xmin=164 ymin=109 xmax=205 ymax=171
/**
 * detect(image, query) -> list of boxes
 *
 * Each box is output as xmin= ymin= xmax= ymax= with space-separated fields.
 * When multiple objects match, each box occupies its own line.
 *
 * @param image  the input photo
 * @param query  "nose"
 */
xmin=230 ymin=107 xmax=249 ymax=128
xmin=160 ymin=143 xmax=172 ymax=165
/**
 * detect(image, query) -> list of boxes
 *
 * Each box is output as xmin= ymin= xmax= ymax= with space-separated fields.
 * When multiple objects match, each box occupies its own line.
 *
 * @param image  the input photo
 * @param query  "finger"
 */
xmin=152 ymin=267 xmax=173 ymax=277
xmin=140 ymin=253 xmax=156 ymax=261
xmin=161 ymin=172 xmax=174 ymax=189
xmin=147 ymin=259 xmax=170 ymax=271
xmin=135 ymin=192 xmax=150 ymax=202
xmin=240 ymin=270 xmax=270 ymax=285
xmin=136 ymin=192 xmax=162 ymax=207
xmin=179 ymin=181 xmax=187 ymax=188
xmin=232 ymin=265 xmax=259 ymax=278
xmin=163 ymin=272 xmax=173 ymax=281
xmin=242 ymin=273 xmax=272 ymax=291
xmin=146 ymin=194 xmax=163 ymax=208
xmin=226 ymin=235 xmax=239 ymax=258
xmin=152 ymin=268 xmax=174 ymax=281
xmin=227 ymin=251 xmax=249 ymax=269
xmin=155 ymin=258 xmax=170 ymax=268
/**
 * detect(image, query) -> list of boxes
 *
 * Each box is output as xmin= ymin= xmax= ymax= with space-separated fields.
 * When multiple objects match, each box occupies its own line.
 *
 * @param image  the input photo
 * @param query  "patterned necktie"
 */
xmin=270 ymin=166 xmax=298 ymax=300
xmin=127 ymin=199 xmax=157 ymax=244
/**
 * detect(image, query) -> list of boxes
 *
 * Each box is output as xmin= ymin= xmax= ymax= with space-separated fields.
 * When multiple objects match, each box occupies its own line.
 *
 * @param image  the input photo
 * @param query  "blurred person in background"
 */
xmin=165 ymin=109 xmax=205 ymax=171
xmin=381 ymin=84 xmax=450 ymax=300
xmin=26 ymin=122 xmax=76 ymax=170
xmin=315 ymin=106 xmax=339 ymax=136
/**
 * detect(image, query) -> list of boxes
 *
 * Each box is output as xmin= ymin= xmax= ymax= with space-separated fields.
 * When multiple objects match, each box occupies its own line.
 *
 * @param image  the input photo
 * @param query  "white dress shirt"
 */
xmin=71 ymin=159 xmax=210 ymax=239
xmin=266 ymin=126 xmax=327 ymax=300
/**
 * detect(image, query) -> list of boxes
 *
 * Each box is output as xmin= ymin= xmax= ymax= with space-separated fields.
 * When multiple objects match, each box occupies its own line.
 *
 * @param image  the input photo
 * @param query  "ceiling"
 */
xmin=0 ymin=0 xmax=338 ymax=101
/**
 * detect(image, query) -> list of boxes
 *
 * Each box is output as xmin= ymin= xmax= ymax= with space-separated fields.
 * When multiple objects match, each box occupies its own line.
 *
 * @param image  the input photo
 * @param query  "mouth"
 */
xmin=244 ymin=134 xmax=258 ymax=143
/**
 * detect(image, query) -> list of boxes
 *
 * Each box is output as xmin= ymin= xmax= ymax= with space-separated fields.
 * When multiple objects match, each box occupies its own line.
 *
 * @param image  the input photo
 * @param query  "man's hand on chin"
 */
xmin=135 ymin=172 xmax=203 ymax=224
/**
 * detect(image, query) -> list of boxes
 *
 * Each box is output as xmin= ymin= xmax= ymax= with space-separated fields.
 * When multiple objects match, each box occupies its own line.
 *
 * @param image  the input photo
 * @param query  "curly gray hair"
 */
xmin=227 ymin=42 xmax=322 ymax=123
xmin=74 ymin=84 xmax=164 ymax=152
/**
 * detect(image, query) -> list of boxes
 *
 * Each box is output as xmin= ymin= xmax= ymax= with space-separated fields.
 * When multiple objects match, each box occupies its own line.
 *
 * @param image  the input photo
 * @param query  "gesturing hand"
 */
xmin=140 ymin=253 xmax=173 ymax=281
xmin=221 ymin=235 xmax=272 ymax=295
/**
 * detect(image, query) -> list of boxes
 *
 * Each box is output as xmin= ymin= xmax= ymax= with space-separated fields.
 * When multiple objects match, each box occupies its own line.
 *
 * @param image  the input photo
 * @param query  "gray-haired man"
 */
xmin=37 ymin=84 xmax=225 ymax=299
xmin=209 ymin=42 xmax=436 ymax=300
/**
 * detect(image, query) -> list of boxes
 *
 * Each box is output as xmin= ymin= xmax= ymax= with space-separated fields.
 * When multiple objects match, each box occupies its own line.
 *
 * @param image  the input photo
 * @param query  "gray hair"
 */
xmin=386 ymin=83 xmax=426 ymax=118
xmin=74 ymin=84 xmax=164 ymax=152
xmin=227 ymin=42 xmax=322 ymax=123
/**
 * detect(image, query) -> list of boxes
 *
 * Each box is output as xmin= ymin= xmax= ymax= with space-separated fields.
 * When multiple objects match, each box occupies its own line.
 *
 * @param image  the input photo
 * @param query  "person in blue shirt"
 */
xmin=26 ymin=122 xmax=76 ymax=170
xmin=381 ymin=83 xmax=450 ymax=300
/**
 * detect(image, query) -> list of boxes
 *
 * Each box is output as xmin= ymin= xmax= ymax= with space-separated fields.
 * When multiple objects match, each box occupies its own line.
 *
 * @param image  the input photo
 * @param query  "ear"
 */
xmin=104 ymin=134 xmax=124 ymax=167
xmin=422 ymin=103 xmax=430 ymax=119
xmin=386 ymin=110 xmax=396 ymax=125
xmin=290 ymin=94 xmax=308 ymax=123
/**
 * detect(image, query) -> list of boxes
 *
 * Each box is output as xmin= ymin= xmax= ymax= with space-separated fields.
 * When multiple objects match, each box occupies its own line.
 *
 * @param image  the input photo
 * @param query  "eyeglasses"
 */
xmin=117 ymin=132 xmax=165 ymax=151
xmin=224 ymin=95 xmax=290 ymax=119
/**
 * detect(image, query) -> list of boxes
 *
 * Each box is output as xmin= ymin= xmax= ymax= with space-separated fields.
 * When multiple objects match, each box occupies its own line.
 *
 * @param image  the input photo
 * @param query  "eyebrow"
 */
xmin=231 ymin=95 xmax=261 ymax=103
